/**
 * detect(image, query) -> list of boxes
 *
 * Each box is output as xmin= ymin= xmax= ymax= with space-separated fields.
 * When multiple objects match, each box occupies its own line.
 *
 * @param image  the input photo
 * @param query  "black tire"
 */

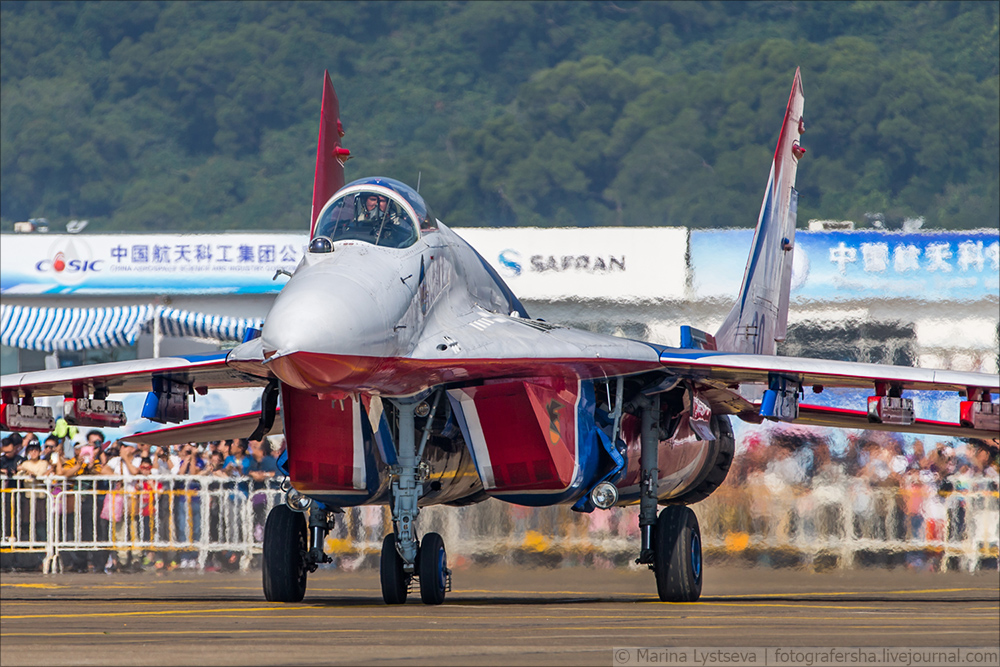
xmin=262 ymin=505 xmax=308 ymax=603
xmin=654 ymin=505 xmax=703 ymax=602
xmin=418 ymin=532 xmax=448 ymax=605
xmin=380 ymin=534 xmax=409 ymax=605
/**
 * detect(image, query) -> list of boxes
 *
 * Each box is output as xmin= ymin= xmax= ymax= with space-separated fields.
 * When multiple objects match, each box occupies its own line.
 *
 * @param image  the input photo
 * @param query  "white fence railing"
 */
xmin=1 ymin=475 xmax=283 ymax=572
xmin=2 ymin=475 xmax=997 ymax=573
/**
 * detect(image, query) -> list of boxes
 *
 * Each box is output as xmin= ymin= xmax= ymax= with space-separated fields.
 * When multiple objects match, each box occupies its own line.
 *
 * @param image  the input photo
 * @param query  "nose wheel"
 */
xmin=653 ymin=505 xmax=703 ymax=602
xmin=380 ymin=533 xmax=410 ymax=604
xmin=380 ymin=531 xmax=451 ymax=605
xmin=418 ymin=532 xmax=450 ymax=605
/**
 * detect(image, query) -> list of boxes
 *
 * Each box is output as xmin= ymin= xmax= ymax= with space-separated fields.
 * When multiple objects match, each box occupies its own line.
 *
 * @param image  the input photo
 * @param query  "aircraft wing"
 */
xmin=656 ymin=348 xmax=996 ymax=393
xmin=121 ymin=408 xmax=283 ymax=446
xmin=415 ymin=308 xmax=995 ymax=394
xmin=652 ymin=348 xmax=998 ymax=439
xmin=1 ymin=338 xmax=273 ymax=400
xmin=409 ymin=313 xmax=998 ymax=439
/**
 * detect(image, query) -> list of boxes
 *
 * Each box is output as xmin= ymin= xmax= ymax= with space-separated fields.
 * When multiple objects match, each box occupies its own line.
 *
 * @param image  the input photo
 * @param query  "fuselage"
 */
xmin=260 ymin=177 xmax=724 ymax=510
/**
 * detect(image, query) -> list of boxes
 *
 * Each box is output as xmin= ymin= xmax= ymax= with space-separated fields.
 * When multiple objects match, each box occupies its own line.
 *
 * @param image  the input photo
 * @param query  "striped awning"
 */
xmin=150 ymin=307 xmax=263 ymax=342
xmin=1 ymin=304 xmax=262 ymax=352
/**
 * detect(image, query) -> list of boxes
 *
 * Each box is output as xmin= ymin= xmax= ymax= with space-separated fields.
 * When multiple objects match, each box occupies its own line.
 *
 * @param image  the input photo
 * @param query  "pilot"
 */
xmin=356 ymin=193 xmax=384 ymax=224
xmin=348 ymin=193 xmax=384 ymax=242
xmin=373 ymin=196 xmax=415 ymax=247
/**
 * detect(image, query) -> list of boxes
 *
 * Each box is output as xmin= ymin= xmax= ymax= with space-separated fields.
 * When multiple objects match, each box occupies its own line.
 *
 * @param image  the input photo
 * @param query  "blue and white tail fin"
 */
xmin=714 ymin=68 xmax=805 ymax=356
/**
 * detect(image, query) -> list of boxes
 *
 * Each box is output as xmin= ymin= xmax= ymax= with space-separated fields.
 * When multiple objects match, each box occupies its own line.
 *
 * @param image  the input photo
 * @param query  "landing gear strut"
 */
xmin=379 ymin=395 xmax=451 ymax=605
xmin=634 ymin=391 xmax=702 ymax=602
xmin=636 ymin=393 xmax=660 ymax=565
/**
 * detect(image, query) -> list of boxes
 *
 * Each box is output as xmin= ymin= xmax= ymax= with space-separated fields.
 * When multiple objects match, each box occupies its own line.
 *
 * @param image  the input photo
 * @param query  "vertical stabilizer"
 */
xmin=310 ymin=71 xmax=349 ymax=235
xmin=715 ymin=68 xmax=805 ymax=356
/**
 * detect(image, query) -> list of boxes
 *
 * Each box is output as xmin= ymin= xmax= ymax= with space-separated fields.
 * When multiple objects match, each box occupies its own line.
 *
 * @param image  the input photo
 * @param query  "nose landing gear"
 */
xmin=379 ymin=395 xmax=452 ymax=605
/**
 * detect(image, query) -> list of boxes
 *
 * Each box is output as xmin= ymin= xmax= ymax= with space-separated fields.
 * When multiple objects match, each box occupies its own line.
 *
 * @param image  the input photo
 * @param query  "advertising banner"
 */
xmin=690 ymin=229 xmax=1000 ymax=302
xmin=0 ymin=233 xmax=307 ymax=295
xmin=455 ymin=227 xmax=688 ymax=301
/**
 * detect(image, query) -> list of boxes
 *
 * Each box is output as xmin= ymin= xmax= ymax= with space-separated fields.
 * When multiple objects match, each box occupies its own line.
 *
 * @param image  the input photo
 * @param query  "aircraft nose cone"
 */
xmin=259 ymin=251 xmax=413 ymax=390
xmin=262 ymin=268 xmax=391 ymax=359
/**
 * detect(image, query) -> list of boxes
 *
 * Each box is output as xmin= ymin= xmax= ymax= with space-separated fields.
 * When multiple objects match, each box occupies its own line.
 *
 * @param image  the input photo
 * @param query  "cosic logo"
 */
xmin=34 ymin=239 xmax=101 ymax=285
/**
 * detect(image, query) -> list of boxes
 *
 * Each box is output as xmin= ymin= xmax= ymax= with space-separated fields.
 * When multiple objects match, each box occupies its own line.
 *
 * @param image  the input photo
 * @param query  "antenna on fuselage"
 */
xmin=416 ymin=171 xmax=422 ymax=193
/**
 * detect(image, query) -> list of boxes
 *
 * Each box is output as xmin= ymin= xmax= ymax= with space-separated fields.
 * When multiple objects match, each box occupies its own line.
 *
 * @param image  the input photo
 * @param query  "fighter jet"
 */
xmin=2 ymin=69 xmax=997 ymax=605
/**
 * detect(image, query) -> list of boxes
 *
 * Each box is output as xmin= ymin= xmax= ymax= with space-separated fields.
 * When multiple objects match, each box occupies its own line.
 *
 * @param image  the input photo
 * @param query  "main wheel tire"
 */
xmin=380 ymin=534 xmax=409 ymax=605
xmin=418 ymin=532 xmax=448 ymax=605
xmin=262 ymin=505 xmax=308 ymax=602
xmin=654 ymin=505 xmax=703 ymax=602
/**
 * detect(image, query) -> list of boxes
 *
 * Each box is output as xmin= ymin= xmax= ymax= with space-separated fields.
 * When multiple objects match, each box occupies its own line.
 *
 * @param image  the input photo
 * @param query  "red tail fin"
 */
xmin=310 ymin=71 xmax=348 ymax=235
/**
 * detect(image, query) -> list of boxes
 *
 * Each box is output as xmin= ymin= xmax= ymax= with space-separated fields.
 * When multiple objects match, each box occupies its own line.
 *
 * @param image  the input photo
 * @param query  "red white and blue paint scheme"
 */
xmin=2 ymin=69 xmax=997 ymax=605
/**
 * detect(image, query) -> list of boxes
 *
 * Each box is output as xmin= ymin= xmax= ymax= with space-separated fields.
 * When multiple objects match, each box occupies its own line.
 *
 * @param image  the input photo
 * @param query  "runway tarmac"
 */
xmin=1 ymin=565 xmax=997 ymax=666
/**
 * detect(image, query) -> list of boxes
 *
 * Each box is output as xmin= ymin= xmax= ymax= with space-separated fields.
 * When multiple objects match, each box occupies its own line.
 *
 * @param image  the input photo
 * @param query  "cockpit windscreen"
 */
xmin=313 ymin=191 xmax=419 ymax=249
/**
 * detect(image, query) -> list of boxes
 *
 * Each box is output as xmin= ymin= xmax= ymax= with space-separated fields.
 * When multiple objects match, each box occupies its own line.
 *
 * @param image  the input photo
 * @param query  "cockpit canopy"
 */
xmin=312 ymin=177 xmax=436 ymax=250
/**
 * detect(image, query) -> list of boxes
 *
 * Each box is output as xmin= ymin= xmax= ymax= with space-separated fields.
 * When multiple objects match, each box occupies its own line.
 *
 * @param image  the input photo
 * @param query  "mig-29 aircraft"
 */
xmin=2 ymin=69 xmax=997 ymax=605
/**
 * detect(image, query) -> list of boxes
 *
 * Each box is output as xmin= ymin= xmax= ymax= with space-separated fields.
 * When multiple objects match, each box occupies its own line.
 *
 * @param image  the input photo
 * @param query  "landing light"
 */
xmin=590 ymin=481 xmax=619 ymax=510
xmin=285 ymin=486 xmax=313 ymax=513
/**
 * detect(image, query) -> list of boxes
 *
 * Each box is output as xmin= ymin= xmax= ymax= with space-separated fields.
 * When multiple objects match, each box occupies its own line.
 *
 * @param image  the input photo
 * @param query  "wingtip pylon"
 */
xmin=310 ymin=70 xmax=348 ymax=236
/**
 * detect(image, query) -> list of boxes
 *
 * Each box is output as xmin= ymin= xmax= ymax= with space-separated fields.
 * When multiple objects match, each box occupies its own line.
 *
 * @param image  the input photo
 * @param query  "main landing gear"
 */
xmin=634 ymin=392 xmax=703 ymax=602
xmin=379 ymin=396 xmax=451 ymax=605
xmin=262 ymin=497 xmax=335 ymax=603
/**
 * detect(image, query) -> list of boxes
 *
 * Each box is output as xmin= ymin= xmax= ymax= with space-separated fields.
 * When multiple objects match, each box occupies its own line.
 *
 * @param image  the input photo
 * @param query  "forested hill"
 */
xmin=1 ymin=1 xmax=997 ymax=232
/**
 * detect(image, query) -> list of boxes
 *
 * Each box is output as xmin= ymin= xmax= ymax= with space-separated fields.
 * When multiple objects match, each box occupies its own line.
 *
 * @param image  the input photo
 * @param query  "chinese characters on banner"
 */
xmin=690 ymin=230 xmax=1000 ymax=302
xmin=0 ymin=234 xmax=308 ymax=295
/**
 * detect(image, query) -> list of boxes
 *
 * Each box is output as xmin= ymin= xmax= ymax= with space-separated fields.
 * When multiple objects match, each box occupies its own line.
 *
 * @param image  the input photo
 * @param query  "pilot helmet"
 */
xmin=356 ymin=192 xmax=384 ymax=223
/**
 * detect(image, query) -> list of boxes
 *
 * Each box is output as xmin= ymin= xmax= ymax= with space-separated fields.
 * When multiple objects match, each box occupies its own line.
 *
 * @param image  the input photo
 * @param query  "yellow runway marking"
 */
xmin=1 ymin=606 xmax=320 ymax=620
xmin=712 ymin=587 xmax=998 ymax=598
xmin=642 ymin=601 xmax=889 ymax=610
xmin=9 ymin=613 xmax=982 ymax=624
xmin=8 ymin=622 xmax=991 ymax=640
xmin=0 ymin=605 xmax=992 ymax=629
xmin=0 ymin=625 xmax=729 ymax=638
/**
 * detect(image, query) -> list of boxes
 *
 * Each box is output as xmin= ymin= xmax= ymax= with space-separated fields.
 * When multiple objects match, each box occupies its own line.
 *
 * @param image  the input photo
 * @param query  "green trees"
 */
xmin=1 ymin=1 xmax=997 ymax=232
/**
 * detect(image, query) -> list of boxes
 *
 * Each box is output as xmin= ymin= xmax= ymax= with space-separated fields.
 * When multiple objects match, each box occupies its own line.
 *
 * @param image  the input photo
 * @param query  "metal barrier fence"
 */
xmin=1 ymin=475 xmax=283 ymax=573
xmin=2 ymin=475 xmax=997 ymax=573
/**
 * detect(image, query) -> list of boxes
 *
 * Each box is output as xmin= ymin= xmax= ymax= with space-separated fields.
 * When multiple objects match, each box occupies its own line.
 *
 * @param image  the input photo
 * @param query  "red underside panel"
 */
xmin=280 ymin=383 xmax=360 ymax=493
xmin=458 ymin=378 xmax=578 ymax=492
xmin=266 ymin=350 xmax=659 ymax=396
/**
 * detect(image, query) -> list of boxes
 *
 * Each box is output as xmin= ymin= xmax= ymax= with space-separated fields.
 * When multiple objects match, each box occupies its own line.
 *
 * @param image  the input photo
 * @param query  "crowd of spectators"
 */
xmin=3 ymin=423 xmax=998 ymax=573
xmin=1 ymin=426 xmax=284 ymax=573
xmin=724 ymin=427 xmax=999 ymax=553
